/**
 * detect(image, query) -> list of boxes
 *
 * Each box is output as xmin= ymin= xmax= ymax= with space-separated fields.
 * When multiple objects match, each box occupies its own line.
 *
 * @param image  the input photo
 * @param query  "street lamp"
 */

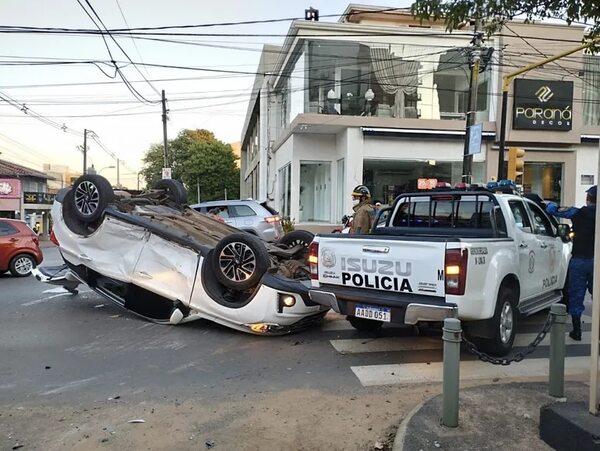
xmin=99 ymin=165 xmax=115 ymax=174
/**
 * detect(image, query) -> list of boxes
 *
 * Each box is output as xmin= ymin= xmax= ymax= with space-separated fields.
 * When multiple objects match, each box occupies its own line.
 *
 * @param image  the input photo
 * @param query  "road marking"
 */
xmin=331 ymin=337 xmax=442 ymax=353
xmin=328 ymin=331 xmax=593 ymax=354
xmin=40 ymin=377 xmax=98 ymax=395
xmin=43 ymin=287 xmax=71 ymax=294
xmin=22 ymin=293 xmax=70 ymax=306
xmin=351 ymin=356 xmax=589 ymax=386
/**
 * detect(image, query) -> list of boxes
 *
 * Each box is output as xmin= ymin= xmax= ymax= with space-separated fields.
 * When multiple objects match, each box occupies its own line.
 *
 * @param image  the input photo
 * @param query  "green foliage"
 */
xmin=411 ymin=0 xmax=600 ymax=38
xmin=141 ymin=129 xmax=240 ymax=204
xmin=281 ymin=217 xmax=296 ymax=234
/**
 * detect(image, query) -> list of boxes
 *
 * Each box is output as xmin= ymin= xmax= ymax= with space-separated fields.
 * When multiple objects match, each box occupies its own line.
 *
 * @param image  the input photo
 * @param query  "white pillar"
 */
xmin=589 ymin=143 xmax=600 ymax=414
xmin=259 ymin=78 xmax=270 ymax=201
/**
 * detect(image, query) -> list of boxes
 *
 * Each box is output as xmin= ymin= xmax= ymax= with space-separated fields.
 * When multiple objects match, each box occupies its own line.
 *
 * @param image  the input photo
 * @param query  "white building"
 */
xmin=241 ymin=4 xmax=600 ymax=231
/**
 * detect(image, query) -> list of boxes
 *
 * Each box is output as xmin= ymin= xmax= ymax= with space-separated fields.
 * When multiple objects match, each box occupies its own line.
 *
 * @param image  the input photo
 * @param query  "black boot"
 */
xmin=569 ymin=316 xmax=582 ymax=341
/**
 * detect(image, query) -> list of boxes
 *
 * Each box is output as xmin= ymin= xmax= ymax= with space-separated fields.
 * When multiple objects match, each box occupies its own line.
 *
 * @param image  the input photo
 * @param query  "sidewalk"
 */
xmin=39 ymin=238 xmax=56 ymax=249
xmin=393 ymin=380 xmax=589 ymax=450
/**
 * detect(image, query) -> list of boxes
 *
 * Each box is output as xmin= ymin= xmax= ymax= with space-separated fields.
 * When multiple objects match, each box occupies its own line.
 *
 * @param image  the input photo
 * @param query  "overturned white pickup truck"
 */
xmin=307 ymin=186 xmax=571 ymax=355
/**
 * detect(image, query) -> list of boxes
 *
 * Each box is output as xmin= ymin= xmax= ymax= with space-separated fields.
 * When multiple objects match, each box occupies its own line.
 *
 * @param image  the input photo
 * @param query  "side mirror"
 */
xmin=557 ymin=224 xmax=571 ymax=241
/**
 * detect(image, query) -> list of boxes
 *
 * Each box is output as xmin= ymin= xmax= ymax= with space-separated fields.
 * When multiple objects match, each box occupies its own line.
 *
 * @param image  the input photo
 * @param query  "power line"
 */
xmin=75 ymin=0 xmax=159 ymax=104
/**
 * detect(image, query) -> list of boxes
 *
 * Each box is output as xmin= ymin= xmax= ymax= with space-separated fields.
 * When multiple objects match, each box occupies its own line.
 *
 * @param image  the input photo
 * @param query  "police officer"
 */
xmin=350 ymin=185 xmax=373 ymax=234
xmin=546 ymin=185 xmax=597 ymax=341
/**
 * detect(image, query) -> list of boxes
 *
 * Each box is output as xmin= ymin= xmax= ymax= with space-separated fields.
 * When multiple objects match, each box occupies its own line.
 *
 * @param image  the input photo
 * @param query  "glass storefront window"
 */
xmin=583 ymin=54 xmax=600 ymax=126
xmin=299 ymin=161 xmax=331 ymax=222
xmin=278 ymin=164 xmax=291 ymax=218
xmin=522 ymin=162 xmax=562 ymax=203
xmin=276 ymin=39 xmax=491 ymax=125
xmin=336 ymin=158 xmax=345 ymax=222
xmin=363 ymin=159 xmax=485 ymax=205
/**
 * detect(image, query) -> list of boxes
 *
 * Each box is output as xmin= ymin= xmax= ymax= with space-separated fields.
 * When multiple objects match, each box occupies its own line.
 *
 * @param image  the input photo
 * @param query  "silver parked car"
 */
xmin=191 ymin=199 xmax=284 ymax=242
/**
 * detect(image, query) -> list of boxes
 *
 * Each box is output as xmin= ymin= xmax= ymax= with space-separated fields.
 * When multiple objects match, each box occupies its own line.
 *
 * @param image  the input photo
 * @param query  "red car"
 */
xmin=0 ymin=218 xmax=43 ymax=277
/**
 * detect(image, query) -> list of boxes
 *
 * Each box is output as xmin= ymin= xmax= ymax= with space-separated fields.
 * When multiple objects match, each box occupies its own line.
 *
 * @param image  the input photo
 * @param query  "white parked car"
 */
xmin=33 ymin=175 xmax=328 ymax=335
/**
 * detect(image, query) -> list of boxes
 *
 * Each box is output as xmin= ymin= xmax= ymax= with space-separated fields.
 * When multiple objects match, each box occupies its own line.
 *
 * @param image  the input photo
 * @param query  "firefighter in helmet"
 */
xmin=350 ymin=185 xmax=373 ymax=234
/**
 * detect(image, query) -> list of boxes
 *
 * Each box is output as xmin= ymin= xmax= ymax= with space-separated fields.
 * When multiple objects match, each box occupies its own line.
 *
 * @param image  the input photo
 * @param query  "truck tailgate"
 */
xmin=316 ymin=236 xmax=446 ymax=297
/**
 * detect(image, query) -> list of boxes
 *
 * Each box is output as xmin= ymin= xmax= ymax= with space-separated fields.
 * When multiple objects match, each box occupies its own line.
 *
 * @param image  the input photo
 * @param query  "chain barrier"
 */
xmin=462 ymin=312 xmax=553 ymax=365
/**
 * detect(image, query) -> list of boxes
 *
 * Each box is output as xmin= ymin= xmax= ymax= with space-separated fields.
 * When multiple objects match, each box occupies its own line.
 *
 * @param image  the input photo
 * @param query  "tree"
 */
xmin=141 ymin=129 xmax=240 ymax=203
xmin=411 ymin=0 xmax=600 ymax=38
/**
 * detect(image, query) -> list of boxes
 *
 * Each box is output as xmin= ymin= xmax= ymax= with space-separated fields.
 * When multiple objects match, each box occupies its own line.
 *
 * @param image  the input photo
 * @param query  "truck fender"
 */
xmin=477 ymin=246 xmax=519 ymax=320
xmin=465 ymin=276 xmax=520 ymax=339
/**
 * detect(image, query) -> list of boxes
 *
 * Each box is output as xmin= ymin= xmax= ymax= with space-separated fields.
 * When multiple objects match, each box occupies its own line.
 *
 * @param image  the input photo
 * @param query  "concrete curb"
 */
xmin=393 ymin=381 xmax=589 ymax=451
xmin=392 ymin=399 xmax=428 ymax=451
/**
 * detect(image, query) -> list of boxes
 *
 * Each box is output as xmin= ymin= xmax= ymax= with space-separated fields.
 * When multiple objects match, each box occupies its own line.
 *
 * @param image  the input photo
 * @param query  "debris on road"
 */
xmin=127 ymin=419 xmax=145 ymax=424
xmin=205 ymin=439 xmax=215 ymax=449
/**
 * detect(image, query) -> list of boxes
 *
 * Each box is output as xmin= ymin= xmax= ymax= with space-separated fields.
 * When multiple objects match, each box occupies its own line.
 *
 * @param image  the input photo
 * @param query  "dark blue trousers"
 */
xmin=567 ymin=258 xmax=594 ymax=317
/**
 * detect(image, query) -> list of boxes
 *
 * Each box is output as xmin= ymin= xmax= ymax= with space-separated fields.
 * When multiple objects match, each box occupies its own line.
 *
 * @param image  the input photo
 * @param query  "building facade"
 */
xmin=240 ymin=5 xmax=600 ymax=230
xmin=0 ymin=159 xmax=55 ymax=236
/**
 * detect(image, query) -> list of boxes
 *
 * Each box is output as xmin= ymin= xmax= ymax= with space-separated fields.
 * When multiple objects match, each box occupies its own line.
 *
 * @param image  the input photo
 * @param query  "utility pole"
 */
xmin=116 ymin=158 xmax=120 ymax=188
xmin=462 ymin=19 xmax=482 ymax=183
xmin=162 ymin=90 xmax=169 ymax=168
xmin=83 ymin=128 xmax=88 ymax=175
xmin=137 ymin=172 xmax=141 ymax=191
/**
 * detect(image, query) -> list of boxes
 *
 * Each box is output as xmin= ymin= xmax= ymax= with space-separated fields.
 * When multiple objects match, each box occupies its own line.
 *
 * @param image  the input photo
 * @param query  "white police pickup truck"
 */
xmin=307 ymin=184 xmax=572 ymax=355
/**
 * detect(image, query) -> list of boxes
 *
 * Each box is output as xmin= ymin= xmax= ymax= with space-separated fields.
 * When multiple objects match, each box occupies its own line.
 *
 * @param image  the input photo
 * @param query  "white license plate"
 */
xmin=354 ymin=304 xmax=391 ymax=322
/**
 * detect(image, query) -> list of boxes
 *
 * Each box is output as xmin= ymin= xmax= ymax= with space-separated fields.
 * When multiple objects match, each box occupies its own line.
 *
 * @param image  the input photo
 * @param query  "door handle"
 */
xmin=78 ymin=254 xmax=92 ymax=262
xmin=519 ymin=242 xmax=528 ymax=249
xmin=362 ymin=245 xmax=390 ymax=254
xmin=9 ymin=238 xmax=18 ymax=242
xmin=137 ymin=271 xmax=153 ymax=279
xmin=540 ymin=243 xmax=548 ymax=249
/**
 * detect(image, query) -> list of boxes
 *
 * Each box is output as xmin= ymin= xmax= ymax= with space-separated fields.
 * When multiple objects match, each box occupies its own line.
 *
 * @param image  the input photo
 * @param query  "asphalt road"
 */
xmin=2 ymin=246 xmax=368 ymax=405
xmin=1 ymin=246 xmax=593 ymax=404
xmin=1 ymin=245 xmax=594 ymax=450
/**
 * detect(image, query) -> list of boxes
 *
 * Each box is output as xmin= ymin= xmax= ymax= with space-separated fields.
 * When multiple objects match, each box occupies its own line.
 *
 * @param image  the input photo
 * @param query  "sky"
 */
xmin=0 ymin=0 xmax=411 ymax=188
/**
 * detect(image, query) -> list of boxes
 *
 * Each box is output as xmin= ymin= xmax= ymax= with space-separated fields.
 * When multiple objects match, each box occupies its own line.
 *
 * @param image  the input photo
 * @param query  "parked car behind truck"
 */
xmin=0 ymin=218 xmax=43 ymax=276
xmin=307 ymin=185 xmax=571 ymax=355
xmin=191 ymin=199 xmax=283 ymax=242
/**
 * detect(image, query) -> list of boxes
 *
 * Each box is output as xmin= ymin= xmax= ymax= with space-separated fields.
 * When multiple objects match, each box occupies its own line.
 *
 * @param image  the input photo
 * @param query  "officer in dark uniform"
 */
xmin=546 ymin=185 xmax=597 ymax=341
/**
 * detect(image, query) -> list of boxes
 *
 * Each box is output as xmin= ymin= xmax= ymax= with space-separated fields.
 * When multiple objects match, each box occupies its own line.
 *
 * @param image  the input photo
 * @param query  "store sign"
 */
xmin=0 ymin=179 xmax=21 ymax=198
xmin=23 ymin=192 xmax=55 ymax=205
xmin=513 ymin=79 xmax=573 ymax=131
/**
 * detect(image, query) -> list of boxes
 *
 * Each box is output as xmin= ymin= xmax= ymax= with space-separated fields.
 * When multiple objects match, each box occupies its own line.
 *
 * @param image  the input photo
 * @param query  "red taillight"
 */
xmin=50 ymin=229 xmax=59 ymax=246
xmin=265 ymin=215 xmax=281 ymax=224
xmin=308 ymin=241 xmax=319 ymax=280
xmin=445 ymin=248 xmax=468 ymax=295
xmin=32 ymin=235 xmax=39 ymax=246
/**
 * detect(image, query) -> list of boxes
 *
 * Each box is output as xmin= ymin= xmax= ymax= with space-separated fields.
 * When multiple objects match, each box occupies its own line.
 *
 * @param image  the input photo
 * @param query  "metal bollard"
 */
xmin=549 ymin=303 xmax=567 ymax=398
xmin=442 ymin=318 xmax=462 ymax=427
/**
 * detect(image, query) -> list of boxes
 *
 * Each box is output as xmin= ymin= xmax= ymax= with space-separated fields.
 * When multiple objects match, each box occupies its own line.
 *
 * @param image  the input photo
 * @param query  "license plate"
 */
xmin=354 ymin=304 xmax=391 ymax=322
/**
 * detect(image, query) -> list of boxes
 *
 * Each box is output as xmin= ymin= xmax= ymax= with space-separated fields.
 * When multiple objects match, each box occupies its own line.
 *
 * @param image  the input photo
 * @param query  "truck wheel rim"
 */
xmin=14 ymin=256 xmax=33 ymax=275
xmin=74 ymin=181 xmax=100 ymax=217
xmin=499 ymin=301 xmax=514 ymax=344
xmin=219 ymin=242 xmax=256 ymax=283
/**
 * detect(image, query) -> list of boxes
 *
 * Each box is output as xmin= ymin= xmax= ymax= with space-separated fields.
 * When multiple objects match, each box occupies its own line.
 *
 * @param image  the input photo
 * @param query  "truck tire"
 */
xmin=278 ymin=230 xmax=314 ymax=248
xmin=153 ymin=179 xmax=187 ymax=204
xmin=478 ymin=286 xmax=518 ymax=356
xmin=347 ymin=316 xmax=383 ymax=332
xmin=212 ymin=233 xmax=270 ymax=291
xmin=71 ymin=174 xmax=114 ymax=222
